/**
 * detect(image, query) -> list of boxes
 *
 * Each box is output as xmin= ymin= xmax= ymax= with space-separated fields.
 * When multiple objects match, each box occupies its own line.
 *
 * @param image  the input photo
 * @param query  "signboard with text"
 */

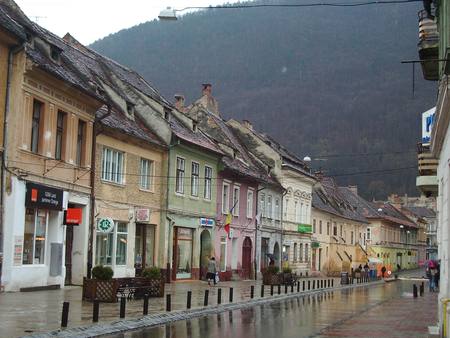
xmin=25 ymin=182 xmax=63 ymax=211
xmin=422 ymin=107 xmax=436 ymax=145
xmin=97 ymin=218 xmax=115 ymax=233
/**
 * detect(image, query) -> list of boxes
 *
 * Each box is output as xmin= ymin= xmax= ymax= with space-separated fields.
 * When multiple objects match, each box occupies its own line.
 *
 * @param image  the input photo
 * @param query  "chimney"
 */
xmin=315 ymin=171 xmax=324 ymax=180
xmin=202 ymin=83 xmax=212 ymax=97
xmin=348 ymin=185 xmax=358 ymax=195
xmin=174 ymin=94 xmax=185 ymax=111
xmin=242 ymin=119 xmax=253 ymax=130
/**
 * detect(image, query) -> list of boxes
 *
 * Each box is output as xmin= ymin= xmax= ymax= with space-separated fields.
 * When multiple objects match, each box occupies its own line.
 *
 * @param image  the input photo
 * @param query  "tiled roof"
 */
xmin=0 ymin=4 xmax=26 ymax=40
xmin=403 ymin=206 xmax=435 ymax=218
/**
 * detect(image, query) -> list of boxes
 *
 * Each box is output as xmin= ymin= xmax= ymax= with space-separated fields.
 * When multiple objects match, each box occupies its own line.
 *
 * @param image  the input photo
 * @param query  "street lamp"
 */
xmin=400 ymin=225 xmax=404 ymax=229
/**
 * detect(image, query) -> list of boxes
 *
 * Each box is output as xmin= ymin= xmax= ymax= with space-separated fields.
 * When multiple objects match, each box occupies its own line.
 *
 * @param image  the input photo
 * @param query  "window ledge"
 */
xmin=139 ymin=188 xmax=155 ymax=194
xmin=175 ymin=192 xmax=185 ymax=197
xmin=100 ymin=180 xmax=126 ymax=188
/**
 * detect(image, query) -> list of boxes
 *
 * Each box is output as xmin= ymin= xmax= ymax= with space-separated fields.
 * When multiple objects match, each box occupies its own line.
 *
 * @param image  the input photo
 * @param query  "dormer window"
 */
xmin=50 ymin=46 xmax=61 ymax=64
xmin=193 ymin=122 xmax=198 ymax=132
xmin=126 ymin=101 xmax=135 ymax=117
xmin=164 ymin=109 xmax=171 ymax=121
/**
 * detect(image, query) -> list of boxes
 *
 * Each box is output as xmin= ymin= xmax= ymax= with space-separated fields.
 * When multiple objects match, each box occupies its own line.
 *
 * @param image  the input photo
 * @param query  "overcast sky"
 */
xmin=14 ymin=1 xmax=226 ymax=45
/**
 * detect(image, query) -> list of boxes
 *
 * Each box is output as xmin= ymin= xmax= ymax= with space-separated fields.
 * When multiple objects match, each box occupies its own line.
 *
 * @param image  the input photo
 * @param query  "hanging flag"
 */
xmin=224 ymin=213 xmax=232 ymax=236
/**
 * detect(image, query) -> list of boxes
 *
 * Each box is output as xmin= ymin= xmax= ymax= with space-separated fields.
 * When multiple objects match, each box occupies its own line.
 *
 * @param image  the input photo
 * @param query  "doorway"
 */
xmin=64 ymin=225 xmax=73 ymax=285
xmin=135 ymin=224 xmax=155 ymax=275
xmin=273 ymin=242 xmax=280 ymax=266
xmin=199 ymin=229 xmax=212 ymax=280
xmin=242 ymin=237 xmax=252 ymax=279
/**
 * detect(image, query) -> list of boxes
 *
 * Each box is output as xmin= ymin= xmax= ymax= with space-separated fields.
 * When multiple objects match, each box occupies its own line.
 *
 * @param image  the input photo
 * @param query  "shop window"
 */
xmin=55 ymin=110 xmax=66 ymax=160
xmin=23 ymin=208 xmax=47 ymax=265
xmin=191 ymin=162 xmax=199 ymax=197
xmin=76 ymin=120 xmax=86 ymax=166
xmin=175 ymin=157 xmax=185 ymax=194
xmin=232 ymin=186 xmax=240 ymax=216
xmin=96 ymin=232 xmax=113 ymax=265
xmin=176 ymin=227 xmax=193 ymax=279
xmin=246 ymin=189 xmax=254 ymax=218
xmin=220 ymin=236 xmax=227 ymax=271
xmin=222 ymin=182 xmax=230 ymax=214
xmin=204 ymin=166 xmax=212 ymax=200
xmin=101 ymin=147 xmax=124 ymax=184
xmin=116 ymin=223 xmax=128 ymax=265
xmin=140 ymin=158 xmax=153 ymax=190
xmin=31 ymin=99 xmax=43 ymax=153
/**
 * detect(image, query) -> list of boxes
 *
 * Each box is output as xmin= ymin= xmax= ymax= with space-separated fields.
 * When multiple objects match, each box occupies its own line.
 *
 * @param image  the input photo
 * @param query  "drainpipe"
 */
xmin=254 ymin=185 xmax=264 ymax=280
xmin=442 ymin=298 xmax=450 ymax=337
xmin=87 ymin=106 xmax=111 ymax=279
xmin=1 ymin=44 xmax=24 ymax=284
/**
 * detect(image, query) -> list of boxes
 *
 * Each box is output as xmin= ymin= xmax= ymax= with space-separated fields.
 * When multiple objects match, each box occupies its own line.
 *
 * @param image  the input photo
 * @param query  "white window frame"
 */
xmin=295 ymin=201 xmax=299 ymax=222
xmin=267 ymin=195 xmax=273 ymax=219
xmin=204 ymin=165 xmax=213 ymax=200
xmin=260 ymin=193 xmax=266 ymax=217
xmin=175 ymin=156 xmax=185 ymax=194
xmin=191 ymin=161 xmax=199 ymax=197
xmin=275 ymin=197 xmax=280 ymax=221
xmin=220 ymin=236 xmax=227 ymax=272
xmin=115 ymin=222 xmax=128 ymax=266
xmin=284 ymin=198 xmax=289 ymax=218
xmin=23 ymin=208 xmax=48 ymax=265
xmin=232 ymin=185 xmax=240 ymax=216
xmin=222 ymin=182 xmax=230 ymax=214
xmin=101 ymin=147 xmax=125 ymax=184
xmin=246 ymin=188 xmax=254 ymax=219
xmin=367 ymin=227 xmax=371 ymax=240
xmin=139 ymin=158 xmax=153 ymax=191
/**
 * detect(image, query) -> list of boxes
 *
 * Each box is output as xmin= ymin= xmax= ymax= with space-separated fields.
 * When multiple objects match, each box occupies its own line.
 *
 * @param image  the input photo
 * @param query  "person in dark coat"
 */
xmin=381 ymin=266 xmax=387 ymax=278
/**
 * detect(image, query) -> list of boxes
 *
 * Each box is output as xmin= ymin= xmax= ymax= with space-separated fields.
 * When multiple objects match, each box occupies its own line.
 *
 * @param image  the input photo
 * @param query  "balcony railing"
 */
xmin=418 ymin=9 xmax=439 ymax=80
xmin=417 ymin=142 xmax=438 ymax=176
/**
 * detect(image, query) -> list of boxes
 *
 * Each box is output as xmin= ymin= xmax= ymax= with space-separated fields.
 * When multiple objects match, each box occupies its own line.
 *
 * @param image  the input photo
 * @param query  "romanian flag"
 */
xmin=224 ymin=213 xmax=232 ymax=236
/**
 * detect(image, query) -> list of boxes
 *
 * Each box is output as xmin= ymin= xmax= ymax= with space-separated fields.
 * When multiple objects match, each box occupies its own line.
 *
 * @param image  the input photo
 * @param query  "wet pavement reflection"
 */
xmin=108 ymin=281 xmax=417 ymax=338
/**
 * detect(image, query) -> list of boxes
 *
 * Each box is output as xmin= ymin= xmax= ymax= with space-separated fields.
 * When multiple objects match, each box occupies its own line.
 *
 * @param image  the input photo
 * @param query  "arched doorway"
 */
xmin=242 ymin=237 xmax=252 ymax=279
xmin=273 ymin=242 xmax=280 ymax=266
xmin=200 ymin=230 xmax=212 ymax=280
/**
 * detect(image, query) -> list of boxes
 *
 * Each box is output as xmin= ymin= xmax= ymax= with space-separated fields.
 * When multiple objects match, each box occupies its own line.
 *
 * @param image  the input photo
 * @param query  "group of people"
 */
xmin=426 ymin=261 xmax=440 ymax=292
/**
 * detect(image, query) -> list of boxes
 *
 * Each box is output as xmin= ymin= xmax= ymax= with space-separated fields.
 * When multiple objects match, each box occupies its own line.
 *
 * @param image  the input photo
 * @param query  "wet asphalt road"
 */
xmin=108 ymin=280 xmax=422 ymax=338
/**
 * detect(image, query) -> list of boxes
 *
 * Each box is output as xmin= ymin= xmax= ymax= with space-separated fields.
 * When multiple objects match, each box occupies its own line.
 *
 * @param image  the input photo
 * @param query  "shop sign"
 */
xmin=25 ymin=182 xmax=63 ymax=211
xmin=200 ymin=218 xmax=214 ymax=227
xmin=136 ymin=208 xmax=151 ymax=222
xmin=13 ymin=236 xmax=23 ymax=266
xmin=228 ymin=228 xmax=234 ymax=239
xmin=64 ymin=208 xmax=82 ymax=225
xmin=311 ymin=241 xmax=320 ymax=248
xmin=97 ymin=217 xmax=115 ymax=233
xmin=422 ymin=107 xmax=436 ymax=145
xmin=297 ymin=224 xmax=312 ymax=234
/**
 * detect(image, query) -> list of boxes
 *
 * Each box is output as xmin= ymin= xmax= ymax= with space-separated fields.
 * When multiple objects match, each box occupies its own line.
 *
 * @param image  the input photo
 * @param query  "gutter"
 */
xmin=1 ymin=43 xmax=24 ymax=284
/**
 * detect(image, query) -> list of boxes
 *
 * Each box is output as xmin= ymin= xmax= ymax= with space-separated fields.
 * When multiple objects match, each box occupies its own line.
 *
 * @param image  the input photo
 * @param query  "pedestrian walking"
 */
xmin=430 ymin=266 xmax=437 ymax=292
xmin=426 ymin=267 xmax=433 ymax=292
xmin=381 ymin=266 xmax=386 ymax=278
xmin=207 ymin=257 xmax=217 ymax=286
xmin=364 ymin=263 xmax=369 ymax=277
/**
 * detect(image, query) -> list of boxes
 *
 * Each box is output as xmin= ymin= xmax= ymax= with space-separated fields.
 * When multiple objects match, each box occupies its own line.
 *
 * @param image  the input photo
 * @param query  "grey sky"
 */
xmin=15 ymin=1 xmax=226 ymax=45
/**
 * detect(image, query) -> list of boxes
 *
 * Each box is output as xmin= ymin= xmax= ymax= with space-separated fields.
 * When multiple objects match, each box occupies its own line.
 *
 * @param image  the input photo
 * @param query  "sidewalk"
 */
xmin=316 ymin=282 xmax=438 ymax=337
xmin=0 ymin=277 xmax=339 ymax=338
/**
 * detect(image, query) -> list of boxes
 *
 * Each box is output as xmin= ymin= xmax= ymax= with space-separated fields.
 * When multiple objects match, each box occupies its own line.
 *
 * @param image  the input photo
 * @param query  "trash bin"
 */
xmin=340 ymin=272 xmax=349 ymax=285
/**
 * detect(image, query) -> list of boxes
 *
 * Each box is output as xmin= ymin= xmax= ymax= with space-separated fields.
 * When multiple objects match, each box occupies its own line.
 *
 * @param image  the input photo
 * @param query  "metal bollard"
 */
xmin=297 ymin=281 xmax=300 ymax=292
xmin=251 ymin=285 xmax=254 ymax=299
xmin=313 ymin=280 xmax=315 ymax=289
xmin=143 ymin=294 xmax=149 ymax=315
xmin=61 ymin=301 xmax=69 ymax=328
xmin=204 ymin=289 xmax=209 ymax=306
xmin=332 ymin=279 xmax=334 ymax=287
xmin=166 ymin=294 xmax=172 ymax=312
xmin=218 ymin=288 xmax=222 ymax=305
xmin=261 ymin=284 xmax=265 ymax=298
xmin=120 ymin=296 xmax=126 ymax=318
xmin=93 ymin=299 xmax=99 ymax=322
xmin=187 ymin=291 xmax=192 ymax=309
xmin=229 ymin=287 xmax=234 ymax=303
xmin=308 ymin=280 xmax=311 ymax=290
xmin=420 ymin=282 xmax=424 ymax=296
xmin=270 ymin=285 xmax=274 ymax=296
xmin=291 ymin=283 xmax=294 ymax=293
xmin=303 ymin=280 xmax=305 ymax=291
xmin=278 ymin=284 xmax=281 ymax=295
xmin=321 ymin=280 xmax=323 ymax=289
xmin=413 ymin=284 xmax=418 ymax=298
xmin=285 ymin=284 xmax=288 ymax=294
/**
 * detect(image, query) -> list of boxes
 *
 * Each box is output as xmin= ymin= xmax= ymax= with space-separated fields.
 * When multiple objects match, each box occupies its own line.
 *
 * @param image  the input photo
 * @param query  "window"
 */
xmin=232 ymin=186 xmax=240 ymax=216
xmin=283 ymin=245 xmax=290 ymax=262
xmin=55 ymin=111 xmax=66 ymax=160
xmin=319 ymin=220 xmax=323 ymax=234
xmin=246 ymin=189 xmax=254 ymax=218
xmin=299 ymin=243 xmax=304 ymax=262
xmin=115 ymin=223 xmax=128 ymax=265
xmin=333 ymin=223 xmax=338 ymax=236
xmin=327 ymin=222 xmax=330 ymax=236
xmin=284 ymin=198 xmax=289 ymax=218
xmin=76 ymin=120 xmax=86 ymax=166
xmin=23 ymin=208 xmax=47 ymax=265
xmin=101 ymin=147 xmax=124 ymax=184
xmin=293 ymin=243 xmax=298 ymax=261
xmin=340 ymin=224 xmax=343 ymax=237
xmin=31 ymin=99 xmax=43 ymax=153
xmin=176 ymin=157 xmax=185 ymax=194
xmin=267 ymin=195 xmax=272 ymax=219
xmin=305 ymin=244 xmax=309 ymax=262
xmin=313 ymin=219 xmax=316 ymax=233
xmin=275 ymin=198 xmax=280 ymax=220
xmin=326 ymin=246 xmax=328 ymax=257
xmin=140 ymin=158 xmax=153 ymax=190
xmin=191 ymin=162 xmax=199 ymax=196
xmin=220 ymin=236 xmax=227 ymax=272
xmin=351 ymin=231 xmax=354 ymax=245
xmin=260 ymin=193 xmax=266 ymax=217
xmin=204 ymin=166 xmax=212 ymax=199
xmin=222 ymin=182 xmax=230 ymax=214
xmin=367 ymin=227 xmax=371 ymax=240
xmin=300 ymin=203 xmax=304 ymax=223
xmin=294 ymin=201 xmax=299 ymax=222
xmin=96 ymin=221 xmax=128 ymax=266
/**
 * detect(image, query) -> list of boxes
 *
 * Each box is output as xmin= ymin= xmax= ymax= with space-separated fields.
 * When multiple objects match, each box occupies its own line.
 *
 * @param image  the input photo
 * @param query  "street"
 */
xmin=107 ymin=279 xmax=437 ymax=338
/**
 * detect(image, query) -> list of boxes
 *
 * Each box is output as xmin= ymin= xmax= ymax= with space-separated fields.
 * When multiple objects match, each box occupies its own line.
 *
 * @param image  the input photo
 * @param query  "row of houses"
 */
xmin=0 ymin=0 xmax=435 ymax=292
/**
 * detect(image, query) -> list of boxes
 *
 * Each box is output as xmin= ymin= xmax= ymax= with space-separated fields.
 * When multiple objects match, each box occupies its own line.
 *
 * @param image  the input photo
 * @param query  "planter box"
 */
xmin=82 ymin=278 xmax=119 ymax=303
xmin=116 ymin=276 xmax=165 ymax=298
xmin=263 ymin=272 xmax=281 ymax=285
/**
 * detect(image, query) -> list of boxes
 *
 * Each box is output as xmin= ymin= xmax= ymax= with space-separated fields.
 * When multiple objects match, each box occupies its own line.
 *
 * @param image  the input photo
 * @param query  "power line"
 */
xmin=329 ymin=165 xmax=417 ymax=177
xmin=314 ymin=149 xmax=417 ymax=159
xmin=177 ymin=0 xmax=422 ymax=12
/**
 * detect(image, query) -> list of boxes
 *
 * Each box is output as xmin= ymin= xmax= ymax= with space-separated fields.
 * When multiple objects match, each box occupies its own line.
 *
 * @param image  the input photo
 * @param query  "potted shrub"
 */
xmin=83 ymin=265 xmax=118 ymax=302
xmin=263 ymin=265 xmax=280 ymax=285
xmin=282 ymin=266 xmax=293 ymax=285
xmin=139 ymin=267 xmax=165 ymax=297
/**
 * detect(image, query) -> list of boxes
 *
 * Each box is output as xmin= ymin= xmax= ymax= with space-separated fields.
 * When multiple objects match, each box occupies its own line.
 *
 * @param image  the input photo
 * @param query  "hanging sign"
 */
xmin=136 ymin=208 xmax=151 ymax=222
xmin=97 ymin=217 xmax=115 ymax=233
xmin=64 ymin=208 xmax=82 ymax=225
xmin=200 ymin=218 xmax=214 ymax=227
xmin=25 ymin=182 xmax=63 ymax=211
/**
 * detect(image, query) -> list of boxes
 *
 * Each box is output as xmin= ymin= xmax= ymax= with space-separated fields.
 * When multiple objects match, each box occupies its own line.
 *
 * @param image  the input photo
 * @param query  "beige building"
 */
xmin=311 ymin=179 xmax=368 ymax=276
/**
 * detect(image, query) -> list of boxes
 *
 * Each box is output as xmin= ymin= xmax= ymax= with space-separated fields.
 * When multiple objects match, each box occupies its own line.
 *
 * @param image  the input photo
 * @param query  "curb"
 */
xmin=24 ymin=280 xmax=387 ymax=338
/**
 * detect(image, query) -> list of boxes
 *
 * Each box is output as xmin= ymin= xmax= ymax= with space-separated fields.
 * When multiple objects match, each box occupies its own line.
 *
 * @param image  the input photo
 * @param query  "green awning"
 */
xmin=297 ymin=224 xmax=312 ymax=233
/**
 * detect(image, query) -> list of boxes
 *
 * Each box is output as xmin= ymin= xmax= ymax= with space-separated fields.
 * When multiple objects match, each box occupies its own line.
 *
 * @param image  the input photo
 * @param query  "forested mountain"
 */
xmin=90 ymin=0 xmax=436 ymax=199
